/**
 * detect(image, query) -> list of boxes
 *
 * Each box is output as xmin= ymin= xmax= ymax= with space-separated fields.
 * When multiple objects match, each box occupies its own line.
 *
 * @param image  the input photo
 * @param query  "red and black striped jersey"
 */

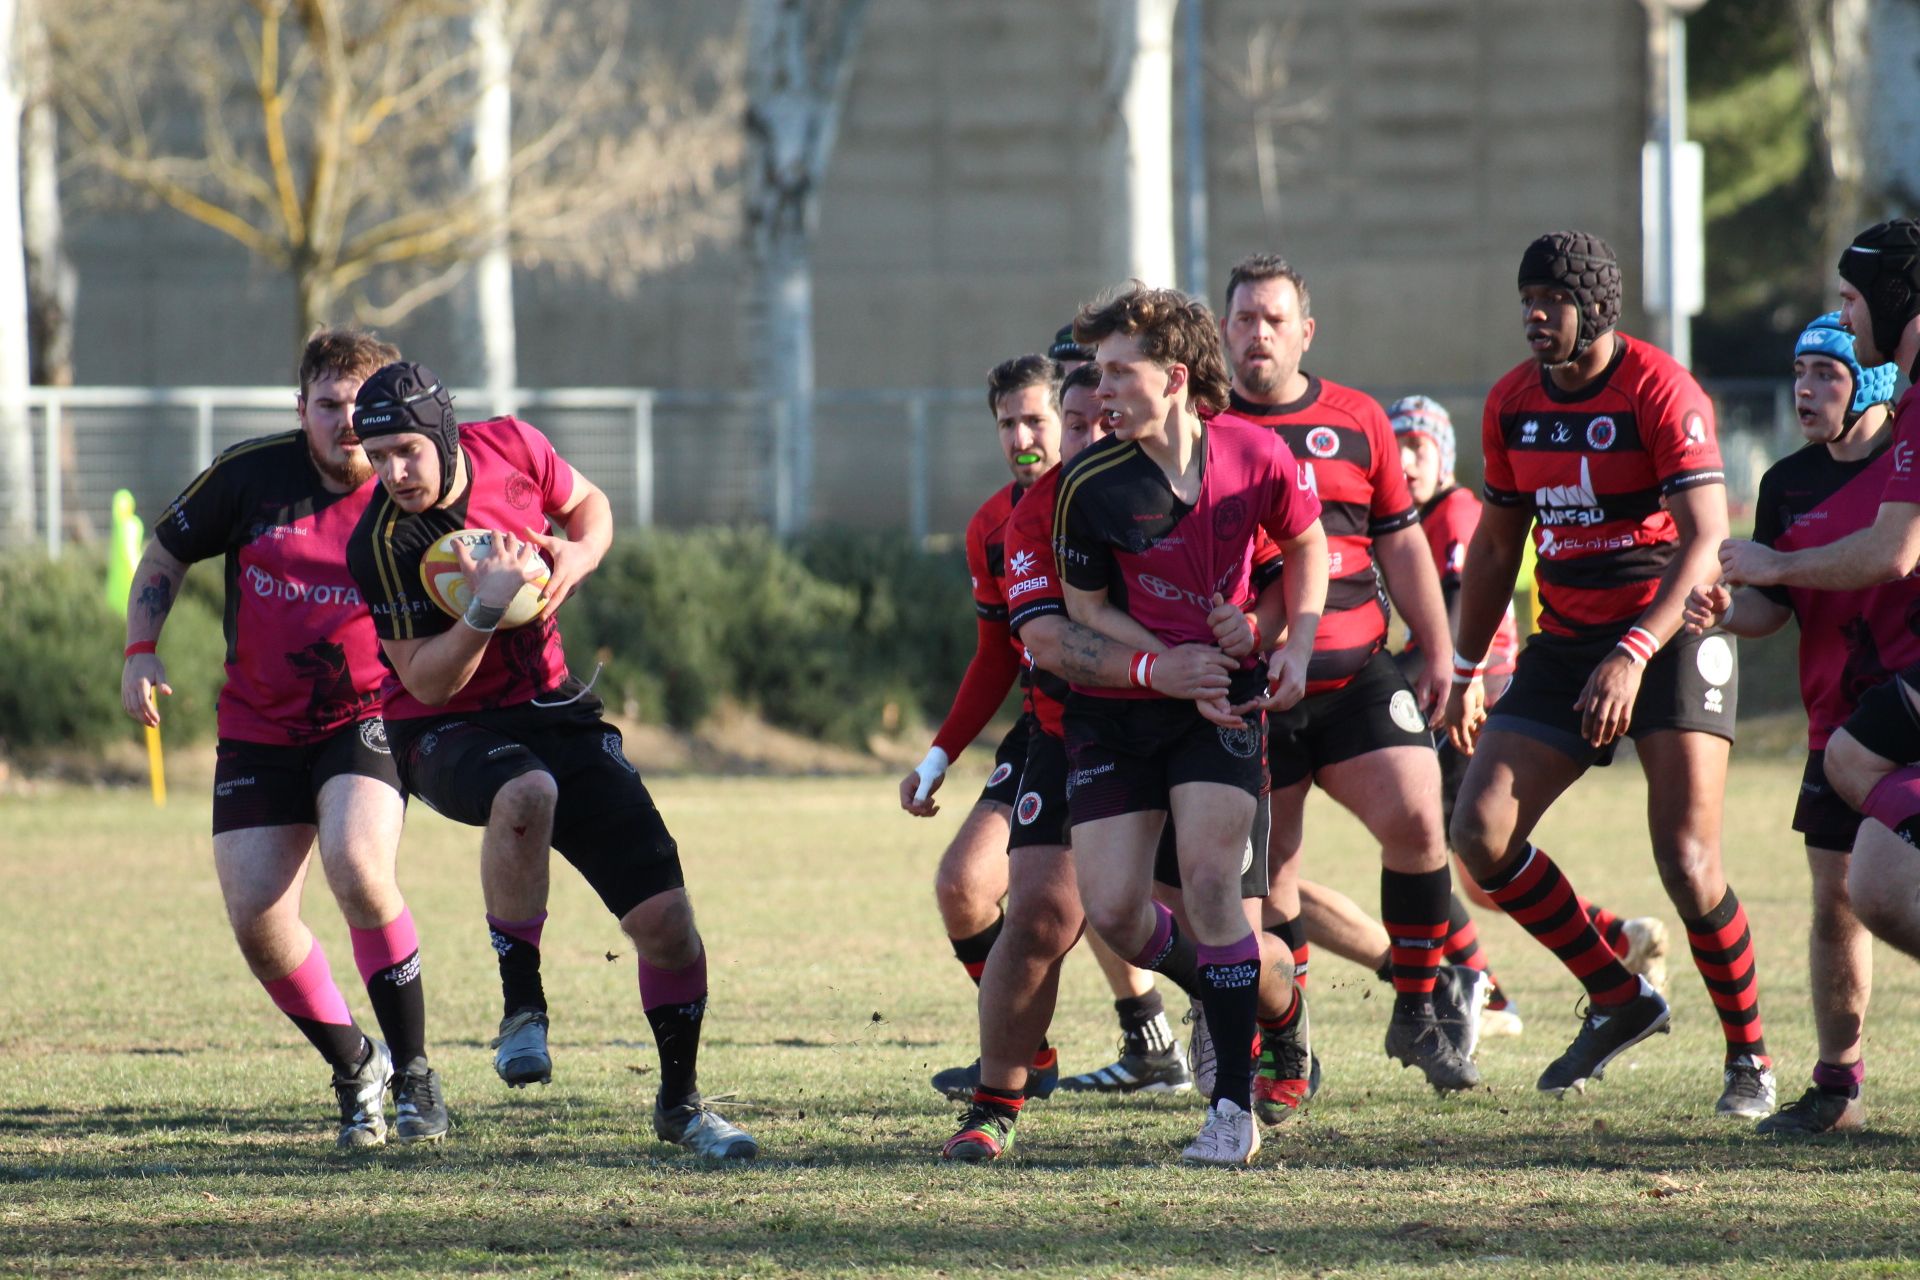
xmin=1005 ymin=461 xmax=1287 ymax=735
xmin=929 ymin=481 xmax=1028 ymax=759
xmin=1224 ymin=378 xmax=1417 ymax=692
xmin=1481 ymin=334 xmax=1724 ymax=639
xmin=1413 ymin=486 xmax=1519 ymax=676
xmin=963 ymin=480 xmax=1026 ymax=652
xmin=1054 ymin=419 xmax=1320 ymax=699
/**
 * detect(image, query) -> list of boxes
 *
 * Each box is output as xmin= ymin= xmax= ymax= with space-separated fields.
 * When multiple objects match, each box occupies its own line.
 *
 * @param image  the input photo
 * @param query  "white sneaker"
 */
xmin=654 ymin=1098 xmax=759 ymax=1159
xmin=1181 ymin=1098 xmax=1260 ymax=1166
xmin=1184 ymin=999 xmax=1217 ymax=1099
xmin=491 ymin=1008 xmax=552 ymax=1087
xmin=1619 ymin=917 xmax=1670 ymax=996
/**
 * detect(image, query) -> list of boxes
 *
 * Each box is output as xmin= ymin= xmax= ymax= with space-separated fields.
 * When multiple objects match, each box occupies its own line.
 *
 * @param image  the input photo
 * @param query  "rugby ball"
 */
xmin=419 ymin=528 xmax=551 ymax=629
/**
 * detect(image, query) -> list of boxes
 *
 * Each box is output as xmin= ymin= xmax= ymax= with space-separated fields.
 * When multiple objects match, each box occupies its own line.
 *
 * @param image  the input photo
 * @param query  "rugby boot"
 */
xmin=392 ymin=1057 xmax=451 ymax=1143
xmin=1180 ymin=1098 xmax=1260 ymax=1167
xmin=930 ymin=1050 xmax=1058 ymax=1102
xmin=1432 ymin=965 xmax=1491 ymax=1060
xmin=1536 ymin=977 xmax=1670 ymax=1098
xmin=332 ymin=1038 xmax=394 ymax=1151
xmin=1618 ymin=916 xmax=1670 ymax=996
xmin=1715 ymin=1055 xmax=1777 ymax=1119
xmin=653 ymin=1094 xmax=759 ymax=1160
xmin=1252 ymin=992 xmax=1315 ymax=1125
xmin=1755 ymin=1086 xmax=1865 ymax=1136
xmin=1481 ymin=995 xmax=1525 ymax=1039
xmin=491 ymin=1007 xmax=552 ymax=1087
xmin=1185 ymin=999 xmax=1217 ymax=1099
xmin=1058 ymin=1040 xmax=1193 ymax=1094
xmin=1385 ymin=1003 xmax=1481 ymax=1093
xmin=940 ymin=1102 xmax=1018 ymax=1163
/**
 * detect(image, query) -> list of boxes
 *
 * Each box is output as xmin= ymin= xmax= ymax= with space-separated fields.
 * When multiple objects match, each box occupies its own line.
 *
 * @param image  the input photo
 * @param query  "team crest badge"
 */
xmin=1586 ymin=416 xmax=1617 ymax=450
xmin=603 ymin=732 xmax=638 ymax=774
xmin=1389 ymin=690 xmax=1425 ymax=734
xmin=1695 ymin=635 xmax=1734 ymax=687
xmin=1217 ymin=721 xmax=1260 ymax=759
xmin=358 ymin=718 xmax=391 ymax=756
xmin=1305 ymin=427 xmax=1339 ymax=458
xmin=1016 ymin=792 xmax=1043 ymax=825
xmin=1240 ymin=838 xmax=1255 ymax=876
xmin=988 ymin=762 xmax=1014 ymax=788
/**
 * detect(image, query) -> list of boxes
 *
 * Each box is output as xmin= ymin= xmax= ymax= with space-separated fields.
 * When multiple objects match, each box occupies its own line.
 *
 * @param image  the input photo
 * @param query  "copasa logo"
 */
xmin=244 ymin=564 xmax=364 ymax=607
xmin=1009 ymin=549 xmax=1037 ymax=578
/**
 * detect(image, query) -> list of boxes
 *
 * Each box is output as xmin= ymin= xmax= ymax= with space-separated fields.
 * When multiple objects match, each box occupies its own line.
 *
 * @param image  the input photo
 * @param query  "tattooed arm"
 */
xmin=121 ymin=539 xmax=189 ymax=726
xmin=1018 ymin=615 xmax=1233 ymax=701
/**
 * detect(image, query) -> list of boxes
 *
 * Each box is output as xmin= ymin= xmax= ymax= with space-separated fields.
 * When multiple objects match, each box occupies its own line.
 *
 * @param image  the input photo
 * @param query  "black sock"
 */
xmin=488 ymin=924 xmax=547 ymax=1016
xmin=950 ymin=915 xmax=1004 ymax=986
xmin=1116 ymin=990 xmax=1172 ymax=1053
xmin=290 ymin=1016 xmax=370 ymax=1073
xmin=363 ymin=954 xmax=427 ymax=1066
xmin=645 ymin=997 xmax=707 ymax=1109
xmin=1196 ymin=938 xmax=1261 ymax=1110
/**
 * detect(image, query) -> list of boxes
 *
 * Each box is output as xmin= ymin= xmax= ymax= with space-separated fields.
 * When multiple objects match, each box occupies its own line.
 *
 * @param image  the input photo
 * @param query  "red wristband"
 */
xmin=124 ymin=640 xmax=158 ymax=658
xmin=1128 ymin=650 xmax=1158 ymax=690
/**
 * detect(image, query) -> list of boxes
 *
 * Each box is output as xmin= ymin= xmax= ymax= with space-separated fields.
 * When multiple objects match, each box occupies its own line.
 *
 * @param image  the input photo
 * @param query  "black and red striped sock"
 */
xmin=1683 ymin=888 xmax=1769 ymax=1064
xmin=972 ymin=1084 xmax=1024 ymax=1121
xmin=1442 ymin=893 xmax=1509 ymax=1005
xmin=1578 ymin=895 xmax=1629 ymax=957
xmin=1480 ymin=845 xmax=1638 ymax=1006
xmin=1264 ymin=914 xmax=1309 ymax=991
xmin=1382 ymin=868 xmax=1450 ymax=1013
xmin=950 ymin=914 xmax=1004 ymax=986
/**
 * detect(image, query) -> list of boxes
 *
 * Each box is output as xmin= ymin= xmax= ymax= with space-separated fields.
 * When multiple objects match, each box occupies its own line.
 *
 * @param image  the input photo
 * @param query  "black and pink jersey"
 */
xmin=1052 ymin=419 xmax=1320 ymax=698
xmin=155 ymin=431 xmax=384 ymax=744
xmin=1875 ymin=385 xmax=1920 ymax=506
xmin=347 ymin=417 xmax=576 ymax=720
xmin=1222 ymin=379 xmax=1418 ymax=692
xmin=1758 ymin=429 xmax=1920 ymax=747
xmin=1482 ymin=333 xmax=1724 ymax=638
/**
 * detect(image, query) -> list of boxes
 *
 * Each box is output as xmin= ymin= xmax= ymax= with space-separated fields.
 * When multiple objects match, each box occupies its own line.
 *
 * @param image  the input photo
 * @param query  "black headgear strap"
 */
xmin=1838 ymin=219 xmax=1920 ymax=383
xmin=353 ymin=361 xmax=461 ymax=501
xmin=1518 ymin=230 xmax=1622 ymax=360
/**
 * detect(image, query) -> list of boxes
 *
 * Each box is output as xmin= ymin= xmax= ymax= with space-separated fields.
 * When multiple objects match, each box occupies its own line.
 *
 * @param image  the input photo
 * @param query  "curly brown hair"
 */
xmin=1071 ymin=283 xmax=1232 ymax=417
xmin=297 ymin=327 xmax=401 ymax=397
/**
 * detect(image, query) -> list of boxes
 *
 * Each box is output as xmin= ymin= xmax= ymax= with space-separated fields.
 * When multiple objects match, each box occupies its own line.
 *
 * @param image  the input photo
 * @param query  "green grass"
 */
xmin=6 ymin=750 xmax=1920 ymax=1276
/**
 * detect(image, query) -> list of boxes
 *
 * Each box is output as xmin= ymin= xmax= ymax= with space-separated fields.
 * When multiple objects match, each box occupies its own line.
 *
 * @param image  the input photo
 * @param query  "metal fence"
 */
xmin=23 ymin=379 xmax=1798 ymax=556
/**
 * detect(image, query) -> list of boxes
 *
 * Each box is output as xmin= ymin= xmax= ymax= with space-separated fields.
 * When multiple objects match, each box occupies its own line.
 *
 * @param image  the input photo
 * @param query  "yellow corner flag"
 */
xmin=106 ymin=489 xmax=166 ymax=806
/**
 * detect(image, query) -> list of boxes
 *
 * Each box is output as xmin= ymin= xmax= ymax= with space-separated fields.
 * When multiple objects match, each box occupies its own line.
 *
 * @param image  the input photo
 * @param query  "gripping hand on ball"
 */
xmin=458 ymin=530 xmax=547 ymax=609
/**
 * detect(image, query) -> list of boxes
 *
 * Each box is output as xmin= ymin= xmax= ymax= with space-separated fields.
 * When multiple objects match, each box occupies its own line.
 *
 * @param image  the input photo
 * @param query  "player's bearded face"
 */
xmin=994 ymin=383 xmax=1063 ymax=485
xmin=1520 ymin=285 xmax=1581 ymax=365
xmin=1224 ymin=278 xmax=1311 ymax=400
xmin=1793 ymin=355 xmax=1851 ymax=443
xmin=298 ymin=373 xmax=374 ymax=489
xmin=1091 ymin=333 xmax=1175 ymax=441
xmin=1838 ymin=284 xmax=1889 ymax=367
xmin=363 ymin=432 xmax=441 ymax=512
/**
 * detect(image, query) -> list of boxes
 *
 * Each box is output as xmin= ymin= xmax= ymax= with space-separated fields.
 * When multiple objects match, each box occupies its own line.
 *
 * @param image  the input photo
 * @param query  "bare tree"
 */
xmin=743 ymin=0 xmax=870 ymax=535
xmin=51 ymin=0 xmax=743 ymax=343
xmin=19 ymin=0 xmax=71 ymax=388
xmin=0 ymin=0 xmax=34 ymax=547
xmin=1795 ymin=0 xmax=1875 ymax=272
xmin=1209 ymin=16 xmax=1328 ymax=233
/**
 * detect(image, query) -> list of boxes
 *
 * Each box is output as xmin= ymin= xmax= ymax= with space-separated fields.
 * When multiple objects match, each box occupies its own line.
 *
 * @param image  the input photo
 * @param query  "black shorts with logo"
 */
xmin=1485 ymin=627 xmax=1737 ymax=766
xmin=1269 ymin=650 xmax=1434 ymax=789
xmin=212 ymin=718 xmax=401 ymax=835
xmin=979 ymin=715 xmax=1033 ymax=809
xmin=385 ymin=678 xmax=683 ymax=917
xmin=1008 ymin=727 xmax=1071 ymax=851
xmin=1840 ymin=676 xmax=1920 ymax=764
xmin=1064 ymin=669 xmax=1267 ymax=825
xmin=1794 ymin=748 xmax=1863 ymax=853
xmin=1152 ymin=789 xmax=1273 ymax=898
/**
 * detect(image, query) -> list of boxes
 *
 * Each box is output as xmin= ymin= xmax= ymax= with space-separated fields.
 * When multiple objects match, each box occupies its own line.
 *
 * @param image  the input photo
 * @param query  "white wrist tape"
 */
xmin=913 ymin=746 xmax=950 ymax=804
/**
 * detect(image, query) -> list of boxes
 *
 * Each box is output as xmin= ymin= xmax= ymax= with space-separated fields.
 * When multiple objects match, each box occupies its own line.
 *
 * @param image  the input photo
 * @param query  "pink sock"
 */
xmin=350 ymin=907 xmax=420 ymax=983
xmin=486 ymin=911 xmax=547 ymax=948
xmin=1862 ymin=768 xmax=1920 ymax=835
xmin=263 ymin=941 xmax=353 ymax=1026
xmin=637 ymin=949 xmax=708 ymax=1010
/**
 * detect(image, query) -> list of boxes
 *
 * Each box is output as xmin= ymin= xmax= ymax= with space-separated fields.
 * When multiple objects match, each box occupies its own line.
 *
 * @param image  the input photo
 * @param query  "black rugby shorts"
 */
xmin=1152 ymin=789 xmax=1272 ymax=898
xmin=1063 ymin=669 xmax=1267 ymax=826
xmin=212 ymin=718 xmax=401 ymax=835
xmin=1008 ymin=727 xmax=1071 ymax=851
xmin=1268 ymin=650 xmax=1435 ymax=789
xmin=1793 ymin=749 xmax=1863 ymax=853
xmin=978 ymin=715 xmax=1033 ymax=809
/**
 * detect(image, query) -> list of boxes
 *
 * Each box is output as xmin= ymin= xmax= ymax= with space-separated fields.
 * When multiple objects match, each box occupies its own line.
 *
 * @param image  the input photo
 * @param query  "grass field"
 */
xmin=7 ymin=744 xmax=1920 ymax=1277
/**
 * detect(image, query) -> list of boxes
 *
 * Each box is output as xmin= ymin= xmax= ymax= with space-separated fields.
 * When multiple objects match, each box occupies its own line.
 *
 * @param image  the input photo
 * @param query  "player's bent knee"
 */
xmin=491 ymin=769 xmax=558 ymax=825
xmin=621 ymin=889 xmax=699 ymax=958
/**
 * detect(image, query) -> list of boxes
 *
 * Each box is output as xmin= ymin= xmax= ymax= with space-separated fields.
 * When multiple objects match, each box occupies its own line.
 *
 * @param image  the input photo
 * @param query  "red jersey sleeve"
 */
xmin=964 ymin=506 xmax=1008 ymax=622
xmin=1005 ymin=474 xmax=1067 ymax=636
xmin=1480 ymin=393 xmax=1523 ymax=506
xmin=1259 ymin=432 xmax=1322 ymax=543
xmin=1428 ymin=489 xmax=1480 ymax=587
xmin=1362 ymin=402 xmax=1419 ymax=535
xmin=1641 ymin=370 xmax=1724 ymax=495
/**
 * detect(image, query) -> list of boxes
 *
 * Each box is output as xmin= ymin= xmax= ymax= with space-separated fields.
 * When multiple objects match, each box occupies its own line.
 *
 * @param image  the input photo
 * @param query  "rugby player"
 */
xmin=1215 ymin=255 xmax=1478 ymax=1092
xmin=120 ymin=328 xmax=448 ymax=1149
xmin=1714 ymin=220 xmax=1920 ymax=1127
xmin=343 ymin=362 xmax=755 ymax=1159
xmin=1055 ymin=284 xmax=1328 ymax=1165
xmin=1684 ymin=312 xmax=1900 ymax=1134
xmin=942 ymin=362 xmax=1254 ymax=1159
xmin=1446 ymin=231 xmax=1771 ymax=1116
